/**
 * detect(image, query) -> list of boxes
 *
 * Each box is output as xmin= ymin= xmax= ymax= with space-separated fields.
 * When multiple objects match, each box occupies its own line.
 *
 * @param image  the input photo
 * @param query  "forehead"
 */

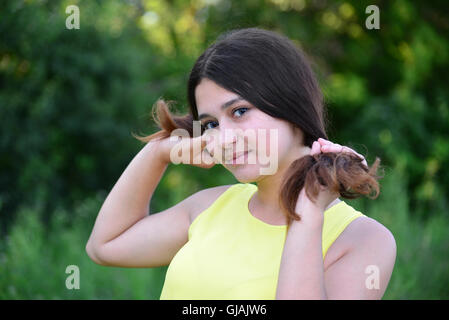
xmin=195 ymin=78 xmax=240 ymax=111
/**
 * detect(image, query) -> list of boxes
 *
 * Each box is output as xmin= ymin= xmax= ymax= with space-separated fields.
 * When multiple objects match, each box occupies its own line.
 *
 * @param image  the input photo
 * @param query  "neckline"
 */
xmin=243 ymin=183 xmax=346 ymax=228
xmin=244 ymin=184 xmax=288 ymax=228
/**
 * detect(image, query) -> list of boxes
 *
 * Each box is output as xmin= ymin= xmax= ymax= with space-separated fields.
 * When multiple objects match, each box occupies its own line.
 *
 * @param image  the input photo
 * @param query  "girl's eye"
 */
xmin=202 ymin=107 xmax=249 ymax=130
xmin=203 ymin=121 xmax=218 ymax=130
xmin=233 ymin=107 xmax=248 ymax=118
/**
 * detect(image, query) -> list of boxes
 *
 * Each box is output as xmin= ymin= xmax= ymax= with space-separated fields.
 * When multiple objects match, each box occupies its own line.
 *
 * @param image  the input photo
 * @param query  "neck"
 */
xmin=252 ymin=145 xmax=311 ymax=220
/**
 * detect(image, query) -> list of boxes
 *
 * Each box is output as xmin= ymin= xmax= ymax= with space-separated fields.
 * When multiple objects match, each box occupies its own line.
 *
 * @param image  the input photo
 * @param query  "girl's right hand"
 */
xmin=157 ymin=134 xmax=217 ymax=169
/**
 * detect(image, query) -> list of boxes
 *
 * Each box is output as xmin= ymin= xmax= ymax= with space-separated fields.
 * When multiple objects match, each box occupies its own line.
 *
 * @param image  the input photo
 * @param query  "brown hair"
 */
xmin=133 ymin=28 xmax=383 ymax=225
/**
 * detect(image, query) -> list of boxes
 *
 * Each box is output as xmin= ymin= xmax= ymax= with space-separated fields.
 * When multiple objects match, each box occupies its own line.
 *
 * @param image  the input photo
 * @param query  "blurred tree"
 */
xmin=1 ymin=0 xmax=448 ymax=235
xmin=0 ymin=0 xmax=157 ymax=232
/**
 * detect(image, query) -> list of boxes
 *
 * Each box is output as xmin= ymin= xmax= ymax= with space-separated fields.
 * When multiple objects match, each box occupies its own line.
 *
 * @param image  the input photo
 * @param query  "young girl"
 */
xmin=86 ymin=28 xmax=396 ymax=300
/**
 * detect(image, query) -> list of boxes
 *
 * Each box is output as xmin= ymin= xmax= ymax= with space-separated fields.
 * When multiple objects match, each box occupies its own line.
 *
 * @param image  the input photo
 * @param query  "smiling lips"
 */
xmin=233 ymin=151 xmax=248 ymax=160
xmin=229 ymin=150 xmax=250 ymax=163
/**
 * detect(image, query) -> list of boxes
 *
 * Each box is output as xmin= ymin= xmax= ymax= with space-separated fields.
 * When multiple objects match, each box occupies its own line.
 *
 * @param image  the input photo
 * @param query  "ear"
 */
xmin=290 ymin=123 xmax=305 ymax=146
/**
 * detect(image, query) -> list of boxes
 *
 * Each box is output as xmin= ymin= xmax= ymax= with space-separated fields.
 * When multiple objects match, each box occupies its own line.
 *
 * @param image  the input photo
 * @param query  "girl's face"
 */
xmin=195 ymin=78 xmax=305 ymax=183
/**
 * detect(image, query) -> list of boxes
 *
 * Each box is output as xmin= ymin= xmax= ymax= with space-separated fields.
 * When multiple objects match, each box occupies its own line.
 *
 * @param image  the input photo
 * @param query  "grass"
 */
xmin=348 ymin=167 xmax=449 ymax=299
xmin=0 ymin=195 xmax=167 ymax=299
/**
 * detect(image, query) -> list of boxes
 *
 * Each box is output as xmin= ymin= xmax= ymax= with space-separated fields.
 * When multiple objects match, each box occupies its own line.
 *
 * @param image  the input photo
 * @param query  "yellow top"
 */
xmin=159 ymin=183 xmax=365 ymax=300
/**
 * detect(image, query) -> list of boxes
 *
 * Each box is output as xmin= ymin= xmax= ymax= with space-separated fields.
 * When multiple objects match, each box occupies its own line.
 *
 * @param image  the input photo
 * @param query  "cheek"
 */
xmin=249 ymin=114 xmax=290 ymax=155
xmin=253 ymin=126 xmax=290 ymax=159
xmin=246 ymin=123 xmax=274 ymax=154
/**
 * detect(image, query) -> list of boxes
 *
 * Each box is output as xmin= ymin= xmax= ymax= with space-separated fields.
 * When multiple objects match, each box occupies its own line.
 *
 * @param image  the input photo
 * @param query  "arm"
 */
xmin=276 ymin=206 xmax=328 ymax=300
xmin=85 ymin=133 xmax=216 ymax=268
xmin=85 ymin=139 xmax=189 ymax=267
xmin=323 ymin=217 xmax=397 ymax=299
xmin=87 ymin=140 xmax=167 ymax=244
xmin=276 ymin=208 xmax=397 ymax=300
xmin=276 ymin=138 xmax=394 ymax=299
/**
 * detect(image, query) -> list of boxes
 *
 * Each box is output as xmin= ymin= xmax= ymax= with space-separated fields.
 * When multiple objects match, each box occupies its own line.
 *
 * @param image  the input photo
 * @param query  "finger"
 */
xmin=190 ymin=136 xmax=205 ymax=155
xmin=321 ymin=144 xmax=343 ymax=153
xmin=328 ymin=144 xmax=368 ymax=166
xmin=204 ymin=140 xmax=216 ymax=157
xmin=361 ymin=159 xmax=368 ymax=167
xmin=345 ymin=148 xmax=368 ymax=167
xmin=342 ymin=146 xmax=366 ymax=161
xmin=201 ymin=148 xmax=217 ymax=165
xmin=201 ymin=137 xmax=208 ymax=148
xmin=318 ymin=138 xmax=333 ymax=146
xmin=341 ymin=146 xmax=360 ymax=156
xmin=310 ymin=140 xmax=321 ymax=156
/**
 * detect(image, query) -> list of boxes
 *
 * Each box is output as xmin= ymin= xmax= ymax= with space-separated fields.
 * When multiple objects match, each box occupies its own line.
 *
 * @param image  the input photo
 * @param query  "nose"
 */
xmin=219 ymin=126 xmax=238 ymax=151
xmin=204 ymin=121 xmax=241 ymax=162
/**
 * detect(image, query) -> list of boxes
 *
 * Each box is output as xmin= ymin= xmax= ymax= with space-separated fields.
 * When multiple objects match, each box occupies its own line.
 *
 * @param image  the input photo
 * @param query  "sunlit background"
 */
xmin=0 ymin=0 xmax=448 ymax=299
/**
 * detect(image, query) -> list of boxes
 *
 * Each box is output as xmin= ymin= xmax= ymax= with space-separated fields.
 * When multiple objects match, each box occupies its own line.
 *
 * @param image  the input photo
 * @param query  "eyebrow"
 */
xmin=198 ymin=97 xmax=244 ymax=120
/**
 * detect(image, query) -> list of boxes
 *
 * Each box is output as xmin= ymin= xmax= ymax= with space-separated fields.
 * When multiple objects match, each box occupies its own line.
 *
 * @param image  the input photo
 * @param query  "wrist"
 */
xmin=144 ymin=139 xmax=171 ymax=164
xmin=294 ymin=204 xmax=324 ymax=227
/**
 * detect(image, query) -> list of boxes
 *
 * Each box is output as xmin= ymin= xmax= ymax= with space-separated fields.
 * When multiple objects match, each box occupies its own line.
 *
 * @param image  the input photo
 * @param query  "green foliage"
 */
xmin=0 ymin=0 xmax=155 ymax=230
xmin=0 ymin=194 xmax=166 ymax=299
xmin=1 ymin=0 xmax=448 ymax=299
xmin=350 ymin=169 xmax=449 ymax=299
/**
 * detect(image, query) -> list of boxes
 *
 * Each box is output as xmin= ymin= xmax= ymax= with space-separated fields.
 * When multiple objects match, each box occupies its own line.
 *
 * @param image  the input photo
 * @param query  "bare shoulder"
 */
xmin=188 ymin=184 xmax=235 ymax=224
xmin=332 ymin=215 xmax=397 ymax=265
xmin=325 ymin=210 xmax=397 ymax=271
xmin=324 ymin=214 xmax=397 ymax=299
xmin=343 ymin=216 xmax=396 ymax=250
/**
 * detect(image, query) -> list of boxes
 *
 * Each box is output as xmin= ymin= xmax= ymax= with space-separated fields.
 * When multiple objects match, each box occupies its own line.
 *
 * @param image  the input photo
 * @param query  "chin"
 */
xmin=221 ymin=150 xmax=281 ymax=181
xmin=223 ymin=164 xmax=266 ymax=183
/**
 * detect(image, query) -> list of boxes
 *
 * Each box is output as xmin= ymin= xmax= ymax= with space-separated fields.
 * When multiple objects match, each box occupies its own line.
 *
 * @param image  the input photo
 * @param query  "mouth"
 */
xmin=228 ymin=150 xmax=250 ymax=164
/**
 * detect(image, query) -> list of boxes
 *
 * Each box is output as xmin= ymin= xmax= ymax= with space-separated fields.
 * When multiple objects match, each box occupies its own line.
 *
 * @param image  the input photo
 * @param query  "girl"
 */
xmin=86 ymin=27 xmax=396 ymax=300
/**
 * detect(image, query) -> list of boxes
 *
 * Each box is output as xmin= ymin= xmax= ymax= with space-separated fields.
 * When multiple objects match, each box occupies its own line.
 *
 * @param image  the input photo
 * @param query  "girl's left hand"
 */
xmin=311 ymin=138 xmax=368 ymax=167
xmin=294 ymin=138 xmax=368 ymax=220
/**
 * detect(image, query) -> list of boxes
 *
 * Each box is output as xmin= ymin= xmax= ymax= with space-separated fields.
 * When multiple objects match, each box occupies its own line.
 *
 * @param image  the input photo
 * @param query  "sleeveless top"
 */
xmin=159 ymin=183 xmax=365 ymax=299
